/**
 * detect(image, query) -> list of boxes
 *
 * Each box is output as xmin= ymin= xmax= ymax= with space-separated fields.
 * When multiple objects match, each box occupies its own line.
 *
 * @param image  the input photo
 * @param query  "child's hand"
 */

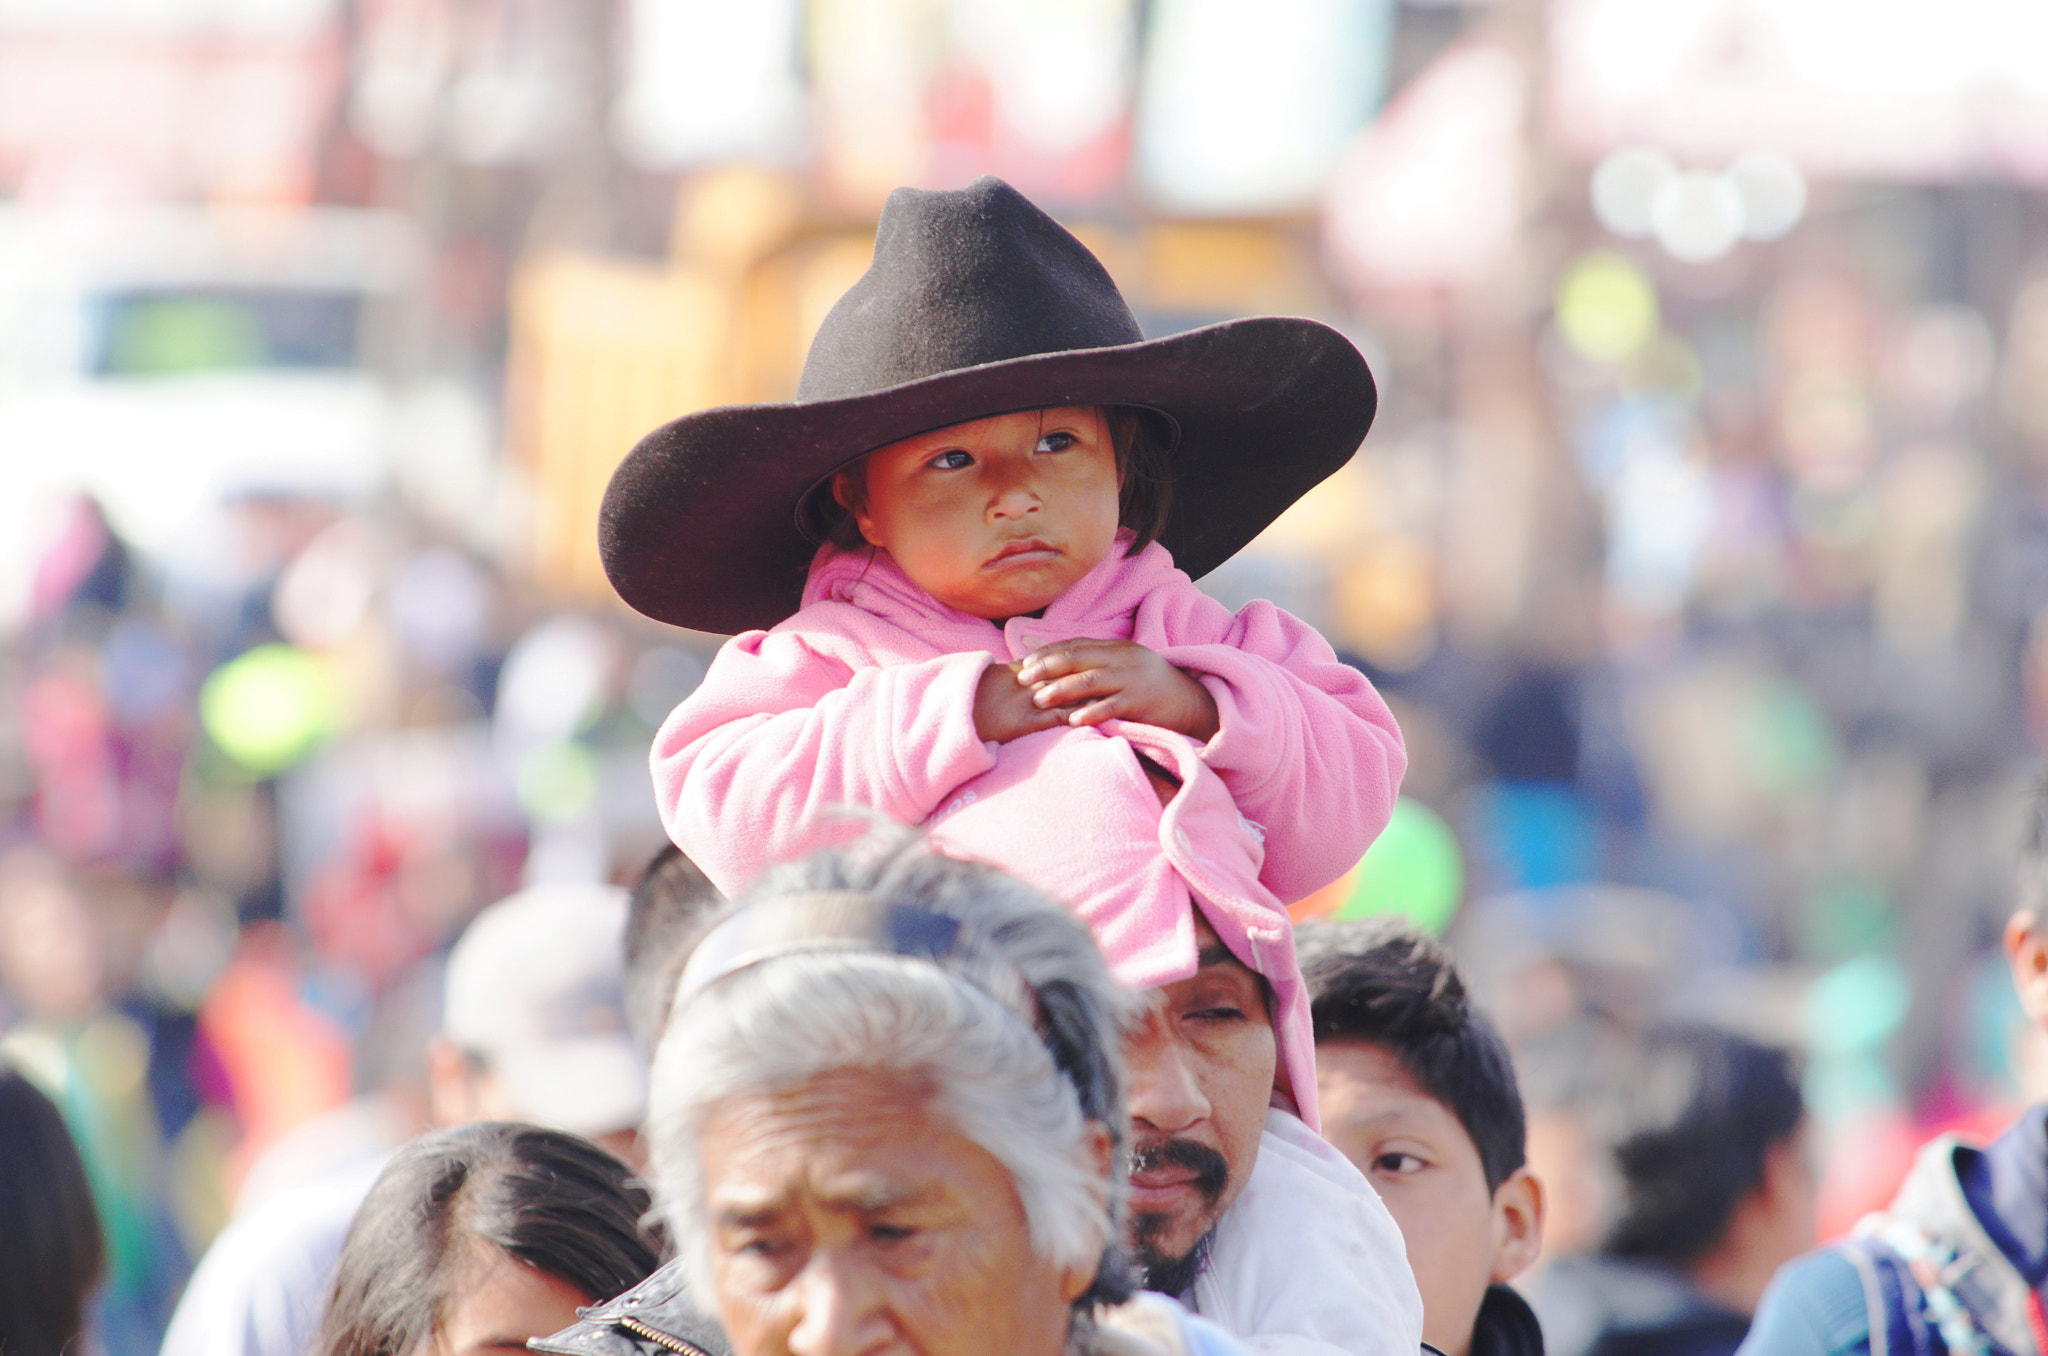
xmin=1017 ymin=640 xmax=1220 ymax=741
xmin=974 ymin=660 xmax=1068 ymax=744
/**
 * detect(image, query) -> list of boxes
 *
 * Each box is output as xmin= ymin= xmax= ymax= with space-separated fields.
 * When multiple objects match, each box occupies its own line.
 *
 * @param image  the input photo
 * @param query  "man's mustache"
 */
xmin=1127 ymin=1138 xmax=1229 ymax=1202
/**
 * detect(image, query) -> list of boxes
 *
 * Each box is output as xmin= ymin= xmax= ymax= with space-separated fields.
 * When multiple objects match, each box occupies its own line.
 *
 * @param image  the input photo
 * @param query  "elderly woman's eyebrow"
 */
xmin=712 ymin=1178 xmax=938 ymax=1225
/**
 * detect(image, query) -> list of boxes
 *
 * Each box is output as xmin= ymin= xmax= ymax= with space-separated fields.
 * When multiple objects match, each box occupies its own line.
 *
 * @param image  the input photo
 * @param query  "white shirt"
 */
xmin=157 ymin=1156 xmax=386 ymax=1356
xmin=1186 ymin=1108 xmax=1425 ymax=1356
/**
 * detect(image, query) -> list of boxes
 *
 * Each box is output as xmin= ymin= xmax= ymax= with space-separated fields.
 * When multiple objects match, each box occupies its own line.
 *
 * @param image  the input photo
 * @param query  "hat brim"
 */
xmin=600 ymin=316 xmax=1376 ymax=634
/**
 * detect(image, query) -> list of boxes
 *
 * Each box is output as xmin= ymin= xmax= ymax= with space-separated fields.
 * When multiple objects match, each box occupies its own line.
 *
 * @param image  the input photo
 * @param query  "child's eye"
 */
xmin=929 ymin=449 xmax=974 ymax=470
xmin=1035 ymin=432 xmax=1076 ymax=453
xmin=1372 ymin=1152 xmax=1427 ymax=1175
xmin=869 ymin=1223 xmax=917 ymax=1244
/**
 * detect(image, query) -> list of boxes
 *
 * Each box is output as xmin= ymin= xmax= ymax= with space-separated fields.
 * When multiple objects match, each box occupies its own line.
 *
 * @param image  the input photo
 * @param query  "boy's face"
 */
xmin=838 ymin=406 xmax=1122 ymax=620
xmin=1317 ymin=1041 xmax=1542 ymax=1356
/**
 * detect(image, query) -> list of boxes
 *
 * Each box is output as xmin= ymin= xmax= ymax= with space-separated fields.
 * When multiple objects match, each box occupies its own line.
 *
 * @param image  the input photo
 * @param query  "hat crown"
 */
xmin=797 ymin=176 xmax=1143 ymax=403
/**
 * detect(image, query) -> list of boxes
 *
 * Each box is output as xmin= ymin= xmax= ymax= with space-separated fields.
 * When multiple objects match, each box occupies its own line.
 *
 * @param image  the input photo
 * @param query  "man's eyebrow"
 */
xmin=1196 ymin=944 xmax=1247 ymax=971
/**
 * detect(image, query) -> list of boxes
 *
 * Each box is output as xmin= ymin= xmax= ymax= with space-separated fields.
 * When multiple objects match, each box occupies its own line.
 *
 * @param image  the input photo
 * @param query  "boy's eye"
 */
xmin=1372 ymin=1152 xmax=1427 ymax=1175
xmin=929 ymin=449 xmax=973 ymax=470
xmin=869 ymin=1222 xmax=917 ymax=1244
xmin=1034 ymin=432 xmax=1076 ymax=453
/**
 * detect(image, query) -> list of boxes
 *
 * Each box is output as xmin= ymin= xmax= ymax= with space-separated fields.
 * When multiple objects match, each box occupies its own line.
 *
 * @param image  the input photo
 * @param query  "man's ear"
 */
xmin=2007 ymin=910 xmax=2048 ymax=1029
xmin=1489 ymin=1166 xmax=1545 ymax=1284
xmin=1060 ymin=1120 xmax=1119 ymax=1304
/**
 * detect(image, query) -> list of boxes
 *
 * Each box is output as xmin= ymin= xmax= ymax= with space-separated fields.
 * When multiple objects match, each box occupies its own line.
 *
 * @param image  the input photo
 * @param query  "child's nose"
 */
xmin=988 ymin=480 xmax=1041 ymax=519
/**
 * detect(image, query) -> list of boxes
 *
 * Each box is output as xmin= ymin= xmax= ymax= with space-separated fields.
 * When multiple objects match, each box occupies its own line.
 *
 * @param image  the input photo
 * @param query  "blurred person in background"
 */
xmin=1 ymin=1058 xmax=106 ymax=1356
xmin=1525 ymin=1025 xmax=1814 ymax=1356
xmin=563 ymin=833 xmax=1249 ymax=1356
xmin=315 ymin=1121 xmax=661 ymax=1356
xmin=1299 ymin=918 xmax=1546 ymax=1356
xmin=0 ymin=847 xmax=192 ymax=1353
xmin=1738 ymin=787 xmax=2048 ymax=1356
xmin=159 ymin=881 xmax=646 ymax=1356
xmin=621 ymin=843 xmax=727 ymax=1059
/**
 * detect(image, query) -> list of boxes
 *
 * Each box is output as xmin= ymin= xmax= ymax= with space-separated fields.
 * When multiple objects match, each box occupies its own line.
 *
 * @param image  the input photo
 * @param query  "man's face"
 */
xmin=1317 ymin=1041 xmax=1542 ymax=1356
xmin=1121 ymin=913 xmax=1277 ymax=1294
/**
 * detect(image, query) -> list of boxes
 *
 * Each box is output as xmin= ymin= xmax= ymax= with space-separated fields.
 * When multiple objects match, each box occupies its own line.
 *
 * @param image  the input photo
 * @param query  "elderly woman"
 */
xmin=537 ymin=836 xmax=1246 ymax=1356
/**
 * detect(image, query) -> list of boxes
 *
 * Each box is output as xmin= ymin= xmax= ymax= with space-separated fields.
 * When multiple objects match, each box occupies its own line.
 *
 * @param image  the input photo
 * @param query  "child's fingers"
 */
xmin=1065 ymin=696 xmax=1122 ymax=727
xmin=1031 ymin=666 xmax=1117 ymax=708
xmin=1018 ymin=639 xmax=1136 ymax=684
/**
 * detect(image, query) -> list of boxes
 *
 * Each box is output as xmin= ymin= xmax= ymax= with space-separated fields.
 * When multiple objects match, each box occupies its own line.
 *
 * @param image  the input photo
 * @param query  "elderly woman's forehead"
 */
xmin=700 ymin=1069 xmax=1012 ymax=1206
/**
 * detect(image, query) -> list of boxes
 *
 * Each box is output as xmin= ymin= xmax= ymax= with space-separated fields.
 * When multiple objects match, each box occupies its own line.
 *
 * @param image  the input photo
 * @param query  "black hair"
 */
xmin=623 ymin=843 xmax=728 ymax=1058
xmin=314 ymin=1123 xmax=661 ymax=1356
xmin=819 ymin=405 xmax=1174 ymax=557
xmin=1588 ymin=1023 xmax=1805 ymax=1268
xmin=1297 ymin=917 xmax=1527 ymax=1192
xmin=0 ymin=1062 xmax=104 ymax=1356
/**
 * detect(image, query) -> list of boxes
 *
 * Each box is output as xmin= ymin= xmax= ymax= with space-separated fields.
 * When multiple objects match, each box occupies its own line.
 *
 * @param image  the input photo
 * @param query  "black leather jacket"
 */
xmin=529 ymin=1259 xmax=731 ymax=1356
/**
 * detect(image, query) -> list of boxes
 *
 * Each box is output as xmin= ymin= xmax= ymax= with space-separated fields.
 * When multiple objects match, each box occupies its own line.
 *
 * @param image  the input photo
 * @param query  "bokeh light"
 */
xmin=1555 ymin=251 xmax=1660 ymax=364
xmin=198 ymin=644 xmax=339 ymax=777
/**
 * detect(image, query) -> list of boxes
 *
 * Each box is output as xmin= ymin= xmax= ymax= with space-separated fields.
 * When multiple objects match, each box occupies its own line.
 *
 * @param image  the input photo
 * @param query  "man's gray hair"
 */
xmin=647 ymin=832 xmax=1136 ymax=1307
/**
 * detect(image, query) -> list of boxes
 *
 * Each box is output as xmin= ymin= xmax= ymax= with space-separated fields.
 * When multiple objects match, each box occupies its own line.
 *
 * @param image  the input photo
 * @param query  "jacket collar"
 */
xmin=528 ymin=1259 xmax=729 ymax=1356
xmin=1470 ymin=1284 xmax=1546 ymax=1356
xmin=800 ymin=534 xmax=1182 ymax=635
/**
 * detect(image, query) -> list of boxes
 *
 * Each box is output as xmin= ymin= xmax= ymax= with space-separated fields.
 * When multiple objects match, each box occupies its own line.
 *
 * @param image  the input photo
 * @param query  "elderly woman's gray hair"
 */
xmin=646 ymin=833 xmax=1137 ymax=1308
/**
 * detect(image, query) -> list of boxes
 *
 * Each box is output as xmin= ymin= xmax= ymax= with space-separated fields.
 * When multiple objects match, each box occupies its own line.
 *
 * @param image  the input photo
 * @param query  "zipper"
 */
xmin=617 ymin=1315 xmax=714 ymax=1356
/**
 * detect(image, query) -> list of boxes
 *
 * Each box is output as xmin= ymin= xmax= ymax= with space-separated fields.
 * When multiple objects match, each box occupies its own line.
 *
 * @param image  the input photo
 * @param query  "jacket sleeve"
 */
xmin=1735 ymin=1249 xmax=1881 ymax=1356
xmin=652 ymin=630 xmax=998 ymax=895
xmin=1155 ymin=598 xmax=1406 ymax=904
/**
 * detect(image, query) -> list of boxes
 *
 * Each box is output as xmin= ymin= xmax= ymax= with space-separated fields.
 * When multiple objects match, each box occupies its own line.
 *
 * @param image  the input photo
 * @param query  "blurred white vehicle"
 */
xmin=0 ymin=204 xmax=476 ymax=619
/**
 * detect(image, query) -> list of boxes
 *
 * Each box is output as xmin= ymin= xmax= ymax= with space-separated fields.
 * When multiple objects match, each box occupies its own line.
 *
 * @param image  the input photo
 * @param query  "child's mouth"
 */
xmin=986 ymin=538 xmax=1058 ymax=567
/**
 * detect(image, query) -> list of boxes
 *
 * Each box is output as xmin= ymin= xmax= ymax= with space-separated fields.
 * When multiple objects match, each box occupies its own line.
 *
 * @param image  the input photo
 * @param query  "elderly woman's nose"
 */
xmin=1124 ymin=1014 xmax=1209 ymax=1134
xmin=784 ymin=1252 xmax=888 ymax=1356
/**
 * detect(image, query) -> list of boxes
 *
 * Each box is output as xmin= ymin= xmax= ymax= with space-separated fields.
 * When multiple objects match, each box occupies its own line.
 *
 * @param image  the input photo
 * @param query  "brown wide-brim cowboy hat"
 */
xmin=600 ymin=177 xmax=1377 ymax=636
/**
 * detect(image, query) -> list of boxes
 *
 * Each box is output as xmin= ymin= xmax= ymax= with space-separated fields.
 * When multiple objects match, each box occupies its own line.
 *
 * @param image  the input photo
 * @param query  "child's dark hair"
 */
xmin=819 ymin=405 xmax=1173 ymax=555
xmin=1297 ymin=917 xmax=1527 ymax=1192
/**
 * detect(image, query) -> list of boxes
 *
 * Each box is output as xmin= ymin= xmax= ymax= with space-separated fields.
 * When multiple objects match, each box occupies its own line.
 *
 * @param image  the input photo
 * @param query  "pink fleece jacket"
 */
xmin=652 ymin=539 xmax=1406 ymax=1129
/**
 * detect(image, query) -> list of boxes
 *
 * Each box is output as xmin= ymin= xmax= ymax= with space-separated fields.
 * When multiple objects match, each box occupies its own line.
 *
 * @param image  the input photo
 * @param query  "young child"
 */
xmin=1299 ymin=918 xmax=1546 ymax=1356
xmin=599 ymin=175 xmax=1406 ymax=1127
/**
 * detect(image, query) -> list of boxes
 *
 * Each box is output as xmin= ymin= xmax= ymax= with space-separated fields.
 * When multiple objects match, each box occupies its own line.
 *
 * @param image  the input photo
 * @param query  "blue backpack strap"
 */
xmin=1841 ymin=1235 xmax=1942 ymax=1356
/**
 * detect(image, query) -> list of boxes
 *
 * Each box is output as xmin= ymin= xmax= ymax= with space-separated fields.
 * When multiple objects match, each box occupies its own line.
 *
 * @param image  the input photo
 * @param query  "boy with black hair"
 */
xmin=1299 ymin=918 xmax=1546 ymax=1356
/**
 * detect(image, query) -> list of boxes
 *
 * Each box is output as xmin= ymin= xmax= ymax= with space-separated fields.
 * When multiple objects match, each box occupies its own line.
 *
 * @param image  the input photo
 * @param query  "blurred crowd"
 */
xmin=5 ymin=0 xmax=2048 ymax=1353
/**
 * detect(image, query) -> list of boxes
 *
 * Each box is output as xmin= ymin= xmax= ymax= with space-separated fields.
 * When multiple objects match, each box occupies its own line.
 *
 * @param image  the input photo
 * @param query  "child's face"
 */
xmin=837 ymin=406 xmax=1122 ymax=620
xmin=1316 ymin=1041 xmax=1542 ymax=1356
